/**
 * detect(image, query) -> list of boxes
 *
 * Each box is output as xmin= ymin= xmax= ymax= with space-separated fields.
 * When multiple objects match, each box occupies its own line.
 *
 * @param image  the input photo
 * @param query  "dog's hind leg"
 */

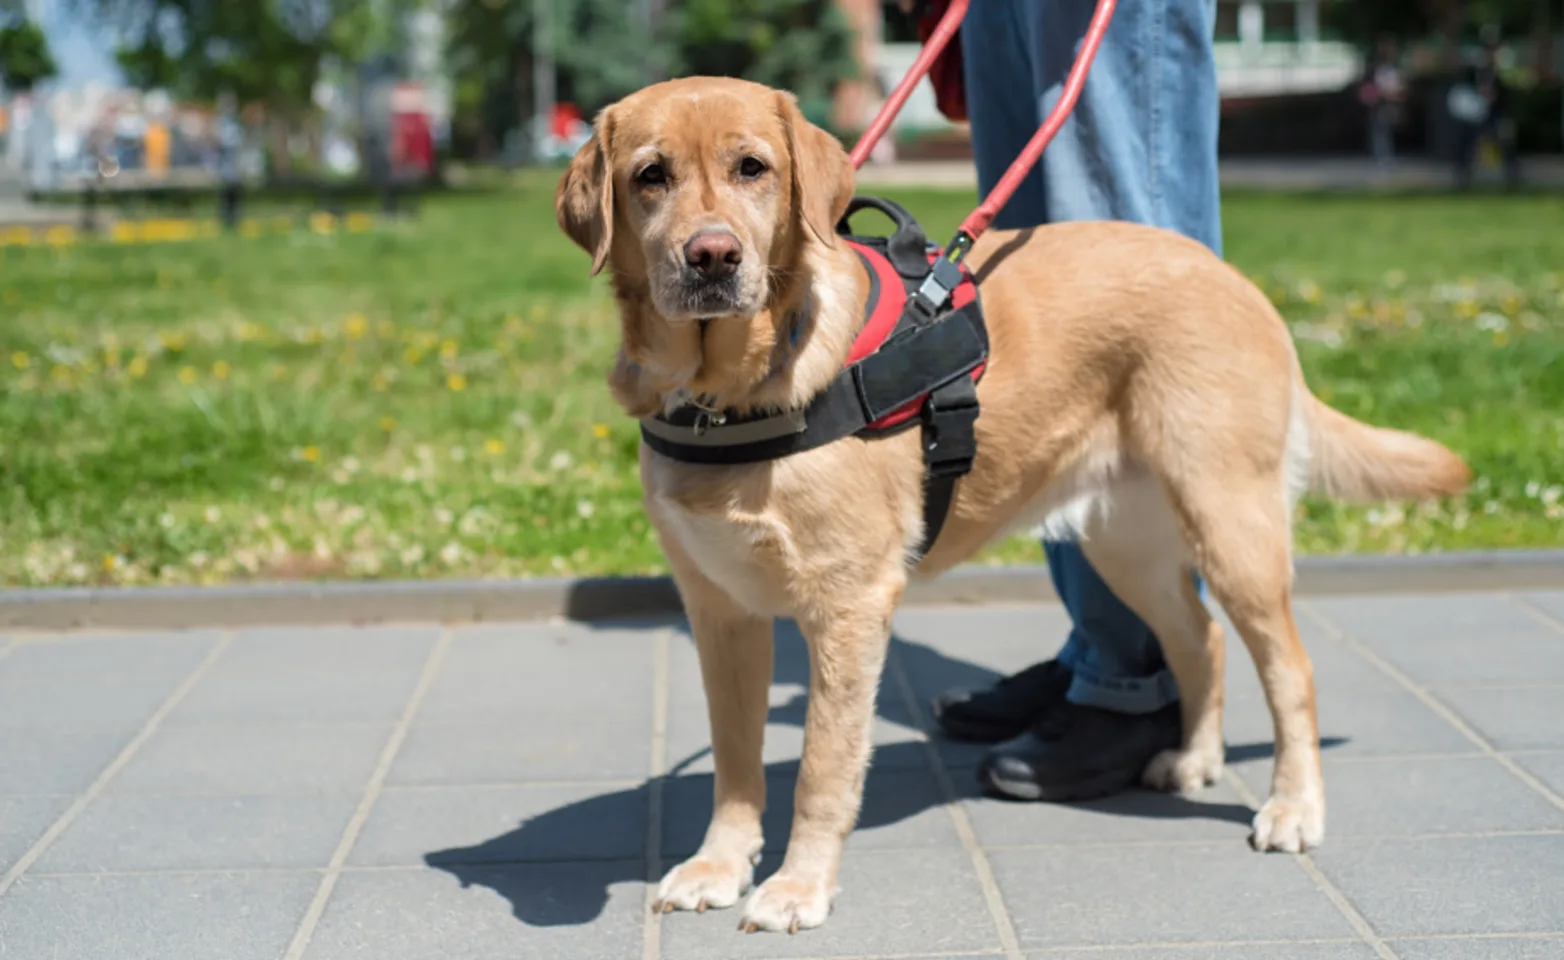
xmin=1075 ymin=477 xmax=1228 ymax=794
xmin=738 ymin=570 xmax=905 ymax=934
xmin=1170 ymin=476 xmax=1325 ymax=853
xmin=654 ymin=546 xmax=774 ymax=915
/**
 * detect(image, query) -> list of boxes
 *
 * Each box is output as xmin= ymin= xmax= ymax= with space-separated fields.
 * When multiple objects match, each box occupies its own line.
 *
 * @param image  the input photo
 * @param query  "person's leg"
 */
xmin=936 ymin=0 xmax=1221 ymax=802
xmin=1028 ymin=0 xmax=1221 ymax=716
xmin=989 ymin=0 xmax=1222 ymax=799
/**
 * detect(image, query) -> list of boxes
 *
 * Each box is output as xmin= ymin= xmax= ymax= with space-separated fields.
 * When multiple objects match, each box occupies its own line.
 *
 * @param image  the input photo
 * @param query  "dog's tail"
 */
xmin=1302 ymin=388 xmax=1471 ymax=503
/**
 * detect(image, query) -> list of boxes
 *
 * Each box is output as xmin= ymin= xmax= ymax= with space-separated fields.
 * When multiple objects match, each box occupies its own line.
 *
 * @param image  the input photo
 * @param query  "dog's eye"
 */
xmin=738 ymin=156 xmax=766 ymax=180
xmin=635 ymin=163 xmax=667 ymax=187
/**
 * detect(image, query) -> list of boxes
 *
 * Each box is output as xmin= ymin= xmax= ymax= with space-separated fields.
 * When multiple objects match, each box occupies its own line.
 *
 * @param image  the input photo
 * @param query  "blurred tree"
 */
xmin=671 ymin=0 xmax=855 ymax=118
xmin=72 ymin=0 xmax=425 ymax=107
xmin=0 ymin=18 xmax=58 ymax=92
xmin=446 ymin=0 xmax=855 ymax=160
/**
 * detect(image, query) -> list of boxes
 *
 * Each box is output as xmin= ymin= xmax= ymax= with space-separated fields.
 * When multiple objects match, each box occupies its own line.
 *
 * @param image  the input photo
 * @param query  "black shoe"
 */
xmin=977 ymin=699 xmax=1182 ymax=803
xmin=931 ymin=659 xmax=1073 ymax=744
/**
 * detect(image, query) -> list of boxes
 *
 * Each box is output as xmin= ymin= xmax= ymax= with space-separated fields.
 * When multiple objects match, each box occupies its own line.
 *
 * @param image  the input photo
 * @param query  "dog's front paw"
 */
xmin=653 ymin=853 xmax=755 ymax=914
xmin=1250 ymin=795 xmax=1325 ymax=853
xmin=1142 ymin=746 xmax=1223 ymax=794
xmin=738 ymin=871 xmax=834 ymax=934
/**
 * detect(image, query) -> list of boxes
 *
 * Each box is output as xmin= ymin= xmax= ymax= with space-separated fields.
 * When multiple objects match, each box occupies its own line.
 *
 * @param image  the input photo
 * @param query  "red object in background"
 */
xmin=551 ymin=103 xmax=583 ymax=141
xmin=392 ymin=110 xmax=434 ymax=176
xmin=918 ymin=0 xmax=968 ymax=123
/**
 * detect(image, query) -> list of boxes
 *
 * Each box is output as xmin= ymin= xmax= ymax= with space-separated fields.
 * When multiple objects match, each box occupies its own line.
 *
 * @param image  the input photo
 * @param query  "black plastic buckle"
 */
xmin=921 ymin=380 xmax=979 ymax=479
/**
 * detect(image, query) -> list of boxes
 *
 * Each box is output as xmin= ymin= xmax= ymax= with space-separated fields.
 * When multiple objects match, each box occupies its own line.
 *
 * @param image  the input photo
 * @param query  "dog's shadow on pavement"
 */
xmin=424 ymin=623 xmax=1346 ymax=929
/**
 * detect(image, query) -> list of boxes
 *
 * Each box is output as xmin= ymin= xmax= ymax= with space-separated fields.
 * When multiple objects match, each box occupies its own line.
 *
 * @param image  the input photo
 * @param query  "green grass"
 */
xmin=1 ymin=182 xmax=1561 ymax=586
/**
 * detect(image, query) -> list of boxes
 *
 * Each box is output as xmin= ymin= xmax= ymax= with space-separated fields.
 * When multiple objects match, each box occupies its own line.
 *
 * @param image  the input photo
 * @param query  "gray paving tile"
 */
xmin=0 ymin=794 xmax=70 ymax=873
xmin=1512 ymin=751 xmax=1564 ymax=797
xmin=1519 ymin=591 xmax=1564 ymax=626
xmin=110 ymin=723 xmax=388 ymax=795
xmin=0 ymin=871 xmax=319 ymax=960
xmin=1308 ymin=594 xmax=1564 ymax=687
xmin=988 ymin=843 xmax=1357 ymax=949
xmin=0 ymin=729 xmax=129 ymax=795
xmin=665 ymin=690 xmax=929 ymax=775
xmin=662 ymin=767 xmax=956 ymax=859
xmin=0 ymin=670 xmax=184 ymax=732
xmin=891 ymin=606 xmax=1073 ymax=705
xmin=660 ymin=847 xmax=1001 ymax=959
xmin=419 ymin=622 xmax=654 ymax=724
xmin=958 ymin=778 xmax=1255 ymax=849
xmin=168 ymin=625 xmax=437 ymax=725
xmin=1221 ymin=670 xmax=1472 ymax=760
xmin=389 ymin=717 xmax=650 ymax=785
xmin=351 ymin=783 xmax=647 ymax=867
xmin=33 ymin=793 xmax=358 ymax=872
xmin=1391 ymin=935 xmax=1564 ymax=959
xmin=1231 ymin=755 xmax=1564 ymax=838
xmin=306 ymin=861 xmax=644 ymax=960
xmin=0 ymin=631 xmax=218 ymax=678
xmin=1030 ymin=945 xmax=1377 ymax=959
xmin=1311 ymin=834 xmax=1564 ymax=937
xmin=1437 ymin=687 xmax=1564 ymax=751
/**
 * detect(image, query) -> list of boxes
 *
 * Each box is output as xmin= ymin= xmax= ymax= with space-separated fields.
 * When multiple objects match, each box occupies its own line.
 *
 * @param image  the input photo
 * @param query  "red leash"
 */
xmin=847 ymin=0 xmax=1119 ymax=265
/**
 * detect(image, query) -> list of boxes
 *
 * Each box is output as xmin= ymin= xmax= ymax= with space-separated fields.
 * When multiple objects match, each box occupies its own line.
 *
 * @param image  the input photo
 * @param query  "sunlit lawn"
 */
xmin=1 ymin=181 xmax=1561 ymax=586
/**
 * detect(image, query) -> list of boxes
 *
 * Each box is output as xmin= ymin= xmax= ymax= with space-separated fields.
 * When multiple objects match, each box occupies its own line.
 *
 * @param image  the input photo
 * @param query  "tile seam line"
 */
xmin=641 ymin=628 xmax=670 ymax=960
xmin=1220 ymin=769 xmax=1398 ymax=960
xmin=1512 ymin=592 xmax=1564 ymax=635
xmin=0 ymin=630 xmax=234 ymax=897
xmin=281 ymin=625 xmax=455 ymax=960
xmin=886 ymin=643 xmax=1025 ymax=960
xmin=1299 ymin=600 xmax=1564 ymax=816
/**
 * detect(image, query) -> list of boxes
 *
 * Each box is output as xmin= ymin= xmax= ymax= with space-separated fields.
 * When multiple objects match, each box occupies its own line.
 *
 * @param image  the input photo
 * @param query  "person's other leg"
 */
xmin=931 ymin=0 xmax=1089 ymax=747
xmin=976 ymin=0 xmax=1223 ymax=800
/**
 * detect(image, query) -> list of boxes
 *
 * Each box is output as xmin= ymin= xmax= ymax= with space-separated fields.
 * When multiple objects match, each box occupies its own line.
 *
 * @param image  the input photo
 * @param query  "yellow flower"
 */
xmin=212 ymin=360 xmax=231 ymax=380
xmin=178 ymin=366 xmax=198 ymax=385
xmin=102 ymin=554 xmax=120 ymax=572
xmin=379 ymin=416 xmax=397 ymax=432
xmin=371 ymin=372 xmax=390 ymax=391
xmin=128 ymin=355 xmax=149 ymax=377
xmin=446 ymin=373 xmax=468 ymax=392
xmin=301 ymin=445 xmax=320 ymax=462
xmin=104 ymin=345 xmax=121 ymax=367
xmin=160 ymin=331 xmax=187 ymax=352
xmin=591 ymin=423 xmax=610 ymax=439
xmin=484 ymin=438 xmax=506 ymax=455
xmin=440 ymin=340 xmax=459 ymax=359
xmin=10 ymin=351 xmax=28 ymax=369
xmin=236 ymin=321 xmax=265 ymax=342
xmin=403 ymin=346 xmax=423 ymax=364
xmin=344 ymin=313 xmax=368 ymax=339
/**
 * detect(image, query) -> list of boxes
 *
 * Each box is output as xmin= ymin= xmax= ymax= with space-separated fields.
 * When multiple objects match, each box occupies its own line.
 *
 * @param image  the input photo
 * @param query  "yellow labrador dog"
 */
xmin=555 ymin=76 xmax=1469 ymax=934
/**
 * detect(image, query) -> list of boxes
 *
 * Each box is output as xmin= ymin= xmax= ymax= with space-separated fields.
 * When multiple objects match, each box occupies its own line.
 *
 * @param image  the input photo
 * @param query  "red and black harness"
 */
xmin=639 ymin=197 xmax=988 ymax=560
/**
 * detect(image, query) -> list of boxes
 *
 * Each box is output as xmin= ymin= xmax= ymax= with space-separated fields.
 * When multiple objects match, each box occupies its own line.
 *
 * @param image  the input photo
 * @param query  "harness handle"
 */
xmin=837 ymin=196 xmax=933 ymax=281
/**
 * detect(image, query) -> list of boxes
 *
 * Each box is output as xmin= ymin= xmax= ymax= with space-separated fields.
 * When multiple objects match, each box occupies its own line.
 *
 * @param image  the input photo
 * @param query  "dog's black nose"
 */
xmin=684 ymin=230 xmax=743 ymax=279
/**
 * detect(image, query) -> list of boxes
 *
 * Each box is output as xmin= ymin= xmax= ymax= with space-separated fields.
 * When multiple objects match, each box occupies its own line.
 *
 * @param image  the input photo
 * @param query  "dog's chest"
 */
xmin=647 ymin=486 xmax=796 ymax=617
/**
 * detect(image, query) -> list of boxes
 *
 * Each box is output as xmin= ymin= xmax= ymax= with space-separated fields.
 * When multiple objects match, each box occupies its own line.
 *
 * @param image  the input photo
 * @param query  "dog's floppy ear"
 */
xmin=555 ymin=107 xmax=617 ymax=275
xmin=778 ymin=91 xmax=853 ymax=248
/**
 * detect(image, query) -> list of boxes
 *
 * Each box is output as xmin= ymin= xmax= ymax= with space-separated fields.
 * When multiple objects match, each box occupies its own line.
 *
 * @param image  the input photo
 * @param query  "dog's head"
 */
xmin=555 ymin=76 xmax=854 ymax=323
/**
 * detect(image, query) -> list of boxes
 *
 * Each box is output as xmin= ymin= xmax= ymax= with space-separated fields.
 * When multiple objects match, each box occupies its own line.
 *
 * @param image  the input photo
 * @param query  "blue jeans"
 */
xmin=960 ymin=0 xmax=1222 ymax=714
